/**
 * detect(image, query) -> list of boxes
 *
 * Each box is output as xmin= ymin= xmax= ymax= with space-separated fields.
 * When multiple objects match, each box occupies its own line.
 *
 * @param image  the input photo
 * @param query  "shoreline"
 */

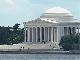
xmin=0 ymin=49 xmax=79 ymax=54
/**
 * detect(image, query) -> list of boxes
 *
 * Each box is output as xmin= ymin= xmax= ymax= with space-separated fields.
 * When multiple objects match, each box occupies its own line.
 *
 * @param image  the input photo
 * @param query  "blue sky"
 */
xmin=0 ymin=0 xmax=80 ymax=27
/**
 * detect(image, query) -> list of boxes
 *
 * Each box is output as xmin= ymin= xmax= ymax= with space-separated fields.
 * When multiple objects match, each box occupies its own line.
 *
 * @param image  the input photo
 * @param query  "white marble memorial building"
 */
xmin=23 ymin=7 xmax=80 ymax=47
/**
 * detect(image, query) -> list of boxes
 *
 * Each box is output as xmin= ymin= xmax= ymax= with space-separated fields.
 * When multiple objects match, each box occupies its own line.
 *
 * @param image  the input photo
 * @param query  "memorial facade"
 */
xmin=23 ymin=7 xmax=80 ymax=47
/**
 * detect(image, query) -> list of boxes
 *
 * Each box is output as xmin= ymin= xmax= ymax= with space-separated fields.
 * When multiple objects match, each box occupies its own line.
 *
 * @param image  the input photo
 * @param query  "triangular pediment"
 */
xmin=27 ymin=18 xmax=52 ymax=23
xmin=27 ymin=18 xmax=58 ymax=24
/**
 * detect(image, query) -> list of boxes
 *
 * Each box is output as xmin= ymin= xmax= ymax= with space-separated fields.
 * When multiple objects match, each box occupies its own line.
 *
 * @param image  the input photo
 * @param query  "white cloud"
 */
xmin=5 ymin=0 xmax=15 ymax=5
xmin=0 ymin=0 xmax=16 ymax=7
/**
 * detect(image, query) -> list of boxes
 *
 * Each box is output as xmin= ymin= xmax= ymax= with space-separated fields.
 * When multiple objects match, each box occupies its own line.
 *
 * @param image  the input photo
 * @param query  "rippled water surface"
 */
xmin=0 ymin=54 xmax=80 ymax=60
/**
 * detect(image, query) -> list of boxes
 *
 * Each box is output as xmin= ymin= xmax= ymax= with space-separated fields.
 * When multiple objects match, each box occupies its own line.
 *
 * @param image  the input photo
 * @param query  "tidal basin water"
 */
xmin=0 ymin=54 xmax=80 ymax=60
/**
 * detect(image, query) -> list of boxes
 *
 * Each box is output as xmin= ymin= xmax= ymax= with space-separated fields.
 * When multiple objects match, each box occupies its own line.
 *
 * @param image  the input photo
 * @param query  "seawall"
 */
xmin=0 ymin=49 xmax=69 ymax=54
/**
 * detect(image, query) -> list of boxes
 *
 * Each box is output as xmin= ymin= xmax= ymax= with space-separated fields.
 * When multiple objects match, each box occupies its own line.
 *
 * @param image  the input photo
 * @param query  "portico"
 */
xmin=23 ymin=7 xmax=80 ymax=48
xmin=24 ymin=26 xmax=58 ymax=43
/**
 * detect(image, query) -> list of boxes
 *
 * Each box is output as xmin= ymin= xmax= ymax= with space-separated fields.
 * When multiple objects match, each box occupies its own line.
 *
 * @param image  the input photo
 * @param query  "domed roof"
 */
xmin=45 ymin=7 xmax=72 ymax=14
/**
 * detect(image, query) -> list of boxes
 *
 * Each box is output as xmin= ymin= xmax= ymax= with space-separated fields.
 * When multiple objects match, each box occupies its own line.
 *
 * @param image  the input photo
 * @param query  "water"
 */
xmin=0 ymin=54 xmax=80 ymax=60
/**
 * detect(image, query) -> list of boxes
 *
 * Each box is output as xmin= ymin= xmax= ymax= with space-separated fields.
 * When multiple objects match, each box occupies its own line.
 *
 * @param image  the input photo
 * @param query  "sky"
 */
xmin=0 ymin=0 xmax=80 ymax=28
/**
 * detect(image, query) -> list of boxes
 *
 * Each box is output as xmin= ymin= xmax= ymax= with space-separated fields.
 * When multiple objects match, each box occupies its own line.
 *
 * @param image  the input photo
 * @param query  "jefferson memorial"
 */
xmin=23 ymin=7 xmax=80 ymax=48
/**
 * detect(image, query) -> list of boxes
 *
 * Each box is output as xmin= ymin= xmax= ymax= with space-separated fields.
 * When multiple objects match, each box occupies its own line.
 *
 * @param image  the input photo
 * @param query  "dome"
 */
xmin=45 ymin=7 xmax=72 ymax=15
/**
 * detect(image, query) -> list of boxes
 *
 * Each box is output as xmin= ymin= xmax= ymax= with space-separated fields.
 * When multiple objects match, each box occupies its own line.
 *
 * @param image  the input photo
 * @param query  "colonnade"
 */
xmin=24 ymin=27 xmax=58 ymax=43
xmin=24 ymin=26 xmax=80 ymax=43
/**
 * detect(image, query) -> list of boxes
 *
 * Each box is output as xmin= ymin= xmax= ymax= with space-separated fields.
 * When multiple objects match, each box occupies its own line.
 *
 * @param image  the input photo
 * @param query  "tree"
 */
xmin=13 ymin=23 xmax=20 ymax=31
xmin=59 ymin=34 xmax=80 ymax=51
xmin=7 ymin=34 xmax=24 ymax=44
xmin=7 ymin=23 xmax=24 ymax=44
xmin=0 ymin=26 xmax=11 ymax=44
xmin=0 ymin=23 xmax=24 ymax=45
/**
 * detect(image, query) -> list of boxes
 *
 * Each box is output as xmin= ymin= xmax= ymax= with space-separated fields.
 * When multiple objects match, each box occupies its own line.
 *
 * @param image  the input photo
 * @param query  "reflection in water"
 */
xmin=0 ymin=54 xmax=80 ymax=60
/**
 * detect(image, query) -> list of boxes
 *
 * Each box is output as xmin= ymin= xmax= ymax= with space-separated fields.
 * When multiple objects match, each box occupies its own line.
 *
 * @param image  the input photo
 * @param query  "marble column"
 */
xmin=51 ymin=27 xmax=53 ymax=42
xmin=30 ymin=28 xmax=32 ymax=42
xmin=62 ymin=27 xmax=64 ymax=36
xmin=57 ymin=27 xmax=58 ymax=42
xmin=32 ymin=27 xmax=36 ymax=42
xmin=48 ymin=27 xmax=49 ymax=42
xmin=44 ymin=27 xmax=48 ymax=42
xmin=57 ymin=27 xmax=61 ymax=43
xmin=44 ymin=27 xmax=45 ymax=41
xmin=28 ymin=27 xmax=30 ymax=42
xmin=24 ymin=27 xmax=26 ymax=43
xmin=54 ymin=27 xmax=57 ymax=42
xmin=49 ymin=27 xmax=51 ymax=42
xmin=40 ymin=27 xmax=42 ymax=42
xmin=36 ymin=27 xmax=37 ymax=42
xmin=32 ymin=27 xmax=33 ymax=42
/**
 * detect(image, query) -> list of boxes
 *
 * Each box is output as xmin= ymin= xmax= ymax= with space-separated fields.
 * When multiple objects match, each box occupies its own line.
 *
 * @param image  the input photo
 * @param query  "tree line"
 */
xmin=0 ymin=23 xmax=24 ymax=45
